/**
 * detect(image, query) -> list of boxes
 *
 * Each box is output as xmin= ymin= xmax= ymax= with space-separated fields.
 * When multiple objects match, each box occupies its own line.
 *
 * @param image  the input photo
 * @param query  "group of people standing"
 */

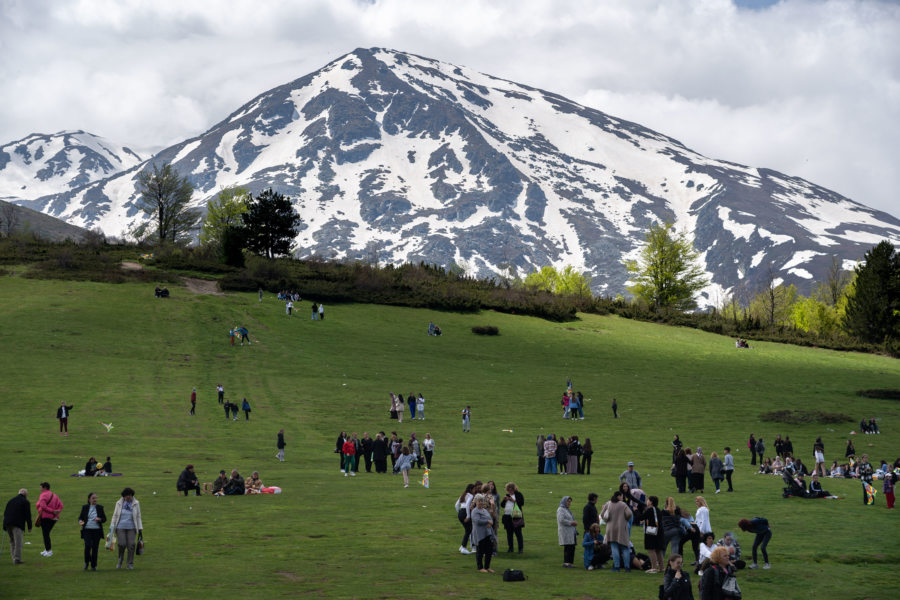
xmin=538 ymin=434 xmax=594 ymax=475
xmin=455 ymin=480 xmax=525 ymax=573
xmin=671 ymin=436 xmax=735 ymax=494
xmin=335 ymin=430 xmax=435 ymax=487
xmin=3 ymin=485 xmax=143 ymax=571
xmin=388 ymin=392 xmax=427 ymax=422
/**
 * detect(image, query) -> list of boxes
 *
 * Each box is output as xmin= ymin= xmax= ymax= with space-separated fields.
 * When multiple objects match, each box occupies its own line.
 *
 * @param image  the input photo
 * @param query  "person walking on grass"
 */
xmin=859 ymin=454 xmax=875 ymax=505
xmin=36 ymin=482 xmax=63 ymax=557
xmin=78 ymin=492 xmax=106 ymax=571
xmin=394 ymin=447 xmax=414 ymax=487
xmin=611 ymin=397 xmax=618 ymax=419
xmin=311 ymin=303 xmax=318 ymax=320
xmin=276 ymin=429 xmax=286 ymax=462
xmin=56 ymin=402 xmax=74 ymax=436
xmin=189 ymin=388 xmax=196 ymax=415
xmin=709 ymin=452 xmax=724 ymax=494
xmin=462 ymin=406 xmax=470 ymax=432
xmin=619 ymin=461 xmax=641 ymax=489
xmin=241 ymin=398 xmax=251 ymax=420
xmin=217 ymin=383 xmax=224 ymax=404
xmin=416 ymin=393 xmax=425 ymax=420
xmin=318 ymin=303 xmax=324 ymax=320
xmin=748 ymin=434 xmax=756 ymax=466
xmin=422 ymin=433 xmax=435 ymax=469
xmin=738 ymin=517 xmax=771 ymax=569
xmin=3 ymin=488 xmax=31 ymax=564
xmin=723 ymin=447 xmax=735 ymax=492
xmin=110 ymin=488 xmax=143 ymax=570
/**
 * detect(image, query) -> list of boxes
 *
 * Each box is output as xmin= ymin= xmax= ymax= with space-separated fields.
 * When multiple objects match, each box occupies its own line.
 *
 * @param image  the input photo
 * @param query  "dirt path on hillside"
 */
xmin=120 ymin=261 xmax=143 ymax=271
xmin=182 ymin=277 xmax=224 ymax=296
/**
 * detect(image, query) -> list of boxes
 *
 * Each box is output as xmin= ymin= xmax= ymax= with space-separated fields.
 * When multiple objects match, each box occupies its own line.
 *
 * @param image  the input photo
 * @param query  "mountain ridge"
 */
xmin=8 ymin=48 xmax=900 ymax=303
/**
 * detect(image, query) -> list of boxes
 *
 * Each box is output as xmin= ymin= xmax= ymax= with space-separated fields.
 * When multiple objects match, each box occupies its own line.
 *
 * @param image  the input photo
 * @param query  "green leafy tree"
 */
xmin=842 ymin=240 xmax=900 ymax=343
xmin=524 ymin=265 xmax=592 ymax=297
xmin=199 ymin=186 xmax=250 ymax=247
xmin=135 ymin=163 xmax=199 ymax=243
xmin=790 ymin=296 xmax=839 ymax=336
xmin=623 ymin=222 xmax=708 ymax=311
xmin=748 ymin=279 xmax=798 ymax=328
xmin=242 ymin=189 xmax=302 ymax=258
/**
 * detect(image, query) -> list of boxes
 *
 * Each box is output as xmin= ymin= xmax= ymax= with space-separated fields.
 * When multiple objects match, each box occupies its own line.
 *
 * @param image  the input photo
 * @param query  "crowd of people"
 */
xmin=333 ymin=430 xmax=435 ymax=487
xmin=536 ymin=434 xmax=595 ymax=474
xmin=388 ymin=392 xmax=427 ymax=421
xmin=454 ymin=480 xmax=525 ymax=572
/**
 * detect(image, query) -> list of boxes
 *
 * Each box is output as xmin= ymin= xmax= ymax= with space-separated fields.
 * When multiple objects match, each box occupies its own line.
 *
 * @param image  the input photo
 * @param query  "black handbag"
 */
xmin=502 ymin=569 xmax=526 ymax=581
xmin=136 ymin=531 xmax=144 ymax=555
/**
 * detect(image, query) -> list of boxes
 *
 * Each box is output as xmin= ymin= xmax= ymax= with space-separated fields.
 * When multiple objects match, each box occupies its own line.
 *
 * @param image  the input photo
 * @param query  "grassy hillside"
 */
xmin=0 ymin=274 xmax=897 ymax=599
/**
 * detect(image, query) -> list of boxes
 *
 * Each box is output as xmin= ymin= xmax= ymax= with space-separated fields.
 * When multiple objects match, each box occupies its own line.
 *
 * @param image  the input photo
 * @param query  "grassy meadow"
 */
xmin=0 ymin=273 xmax=898 ymax=599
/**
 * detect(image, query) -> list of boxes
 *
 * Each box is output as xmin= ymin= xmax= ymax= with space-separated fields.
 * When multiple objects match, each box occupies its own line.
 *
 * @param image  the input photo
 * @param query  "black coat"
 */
xmin=78 ymin=503 xmax=107 ymax=537
xmin=700 ymin=564 xmax=733 ymax=600
xmin=277 ymin=433 xmax=286 ymax=449
xmin=56 ymin=405 xmax=74 ymax=419
xmin=177 ymin=469 xmax=198 ymax=490
xmin=373 ymin=438 xmax=388 ymax=460
xmin=361 ymin=437 xmax=374 ymax=458
xmin=663 ymin=567 xmax=695 ymax=600
xmin=582 ymin=502 xmax=599 ymax=532
xmin=3 ymin=494 xmax=32 ymax=531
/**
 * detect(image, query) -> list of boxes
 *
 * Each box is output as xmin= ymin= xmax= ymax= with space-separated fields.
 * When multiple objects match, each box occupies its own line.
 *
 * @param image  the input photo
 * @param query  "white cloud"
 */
xmin=1 ymin=0 xmax=898 ymax=217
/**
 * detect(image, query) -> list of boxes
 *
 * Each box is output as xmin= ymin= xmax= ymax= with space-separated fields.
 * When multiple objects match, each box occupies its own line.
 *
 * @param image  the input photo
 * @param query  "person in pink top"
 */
xmin=35 ymin=482 xmax=63 ymax=557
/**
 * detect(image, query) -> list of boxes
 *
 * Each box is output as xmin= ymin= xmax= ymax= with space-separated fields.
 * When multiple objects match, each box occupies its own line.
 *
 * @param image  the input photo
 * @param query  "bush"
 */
xmin=856 ymin=389 xmax=900 ymax=400
xmin=471 ymin=325 xmax=499 ymax=336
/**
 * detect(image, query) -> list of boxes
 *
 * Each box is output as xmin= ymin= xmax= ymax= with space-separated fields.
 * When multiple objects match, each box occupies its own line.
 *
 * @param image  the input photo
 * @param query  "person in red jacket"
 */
xmin=342 ymin=438 xmax=357 ymax=477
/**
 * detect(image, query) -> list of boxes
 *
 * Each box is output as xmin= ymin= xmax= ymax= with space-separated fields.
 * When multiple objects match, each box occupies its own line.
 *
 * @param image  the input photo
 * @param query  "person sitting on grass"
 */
xmin=176 ymin=465 xmax=201 ymax=496
xmin=224 ymin=470 xmax=245 ymax=495
xmin=84 ymin=457 xmax=99 ymax=477
xmin=211 ymin=470 xmax=229 ymax=496
xmin=808 ymin=474 xmax=832 ymax=498
xmin=101 ymin=457 xmax=112 ymax=476
xmin=244 ymin=471 xmax=263 ymax=494
xmin=717 ymin=531 xmax=746 ymax=569
xmin=582 ymin=523 xmax=610 ymax=570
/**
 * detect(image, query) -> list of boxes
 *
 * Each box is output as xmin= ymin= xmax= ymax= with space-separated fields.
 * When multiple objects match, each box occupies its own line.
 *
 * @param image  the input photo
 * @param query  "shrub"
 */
xmin=856 ymin=389 xmax=900 ymax=400
xmin=471 ymin=325 xmax=499 ymax=336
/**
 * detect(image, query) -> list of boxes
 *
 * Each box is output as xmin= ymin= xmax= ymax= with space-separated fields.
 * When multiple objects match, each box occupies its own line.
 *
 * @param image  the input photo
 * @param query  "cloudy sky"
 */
xmin=2 ymin=0 xmax=898 ymax=217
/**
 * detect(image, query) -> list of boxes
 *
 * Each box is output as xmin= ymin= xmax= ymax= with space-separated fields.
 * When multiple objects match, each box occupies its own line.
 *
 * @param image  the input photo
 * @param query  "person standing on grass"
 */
xmin=691 ymin=448 xmax=706 ymax=494
xmin=3 ymin=488 xmax=32 ymax=564
xmin=709 ymin=452 xmax=724 ymax=494
xmin=373 ymin=433 xmax=388 ymax=474
xmin=738 ymin=517 xmax=771 ymax=569
xmin=557 ymin=495 xmax=578 ymax=568
xmin=422 ymin=433 xmax=435 ymax=469
xmin=342 ymin=436 xmax=356 ymax=477
xmin=642 ymin=495 xmax=665 ymax=573
xmin=408 ymin=393 xmax=417 ymax=420
xmin=189 ymin=388 xmax=197 ymax=415
xmin=276 ymin=429 xmax=286 ymax=462
xmin=241 ymin=398 xmax=251 ymax=420
xmin=675 ymin=449 xmax=690 ymax=494
xmin=318 ymin=303 xmax=325 ymax=320
xmin=600 ymin=491 xmax=632 ymax=572
xmin=78 ymin=492 xmax=106 ymax=571
xmin=472 ymin=494 xmax=495 ymax=573
xmin=360 ymin=432 xmax=374 ymax=472
xmin=36 ymin=482 xmax=63 ymax=557
xmin=813 ymin=437 xmax=826 ymax=477
xmin=258 ymin=287 xmax=263 ymax=302
xmin=230 ymin=401 xmax=239 ymax=421
xmin=500 ymin=482 xmax=525 ymax=554
xmin=755 ymin=437 xmax=765 ymax=465
xmin=723 ymin=447 xmax=735 ymax=492
xmin=611 ymin=397 xmax=618 ymax=418
xmin=700 ymin=546 xmax=737 ymax=599
xmin=543 ymin=434 xmax=558 ymax=475
xmin=884 ymin=469 xmax=896 ymax=509
xmin=581 ymin=438 xmax=594 ymax=475
xmin=456 ymin=483 xmax=476 ymax=554
xmin=620 ymin=461 xmax=641 ymax=489
xmin=461 ymin=405 xmax=470 ymax=432
xmin=110 ymin=487 xmax=143 ymax=570
xmin=663 ymin=554 xmax=695 ymax=600
xmin=416 ymin=393 xmax=425 ymax=420
xmin=311 ymin=302 xmax=318 ymax=320
xmin=748 ymin=434 xmax=756 ymax=466
xmin=217 ymin=383 xmax=224 ymax=404
xmin=582 ymin=493 xmax=600 ymax=533
xmin=859 ymin=454 xmax=875 ymax=505
xmin=56 ymin=402 xmax=74 ymax=436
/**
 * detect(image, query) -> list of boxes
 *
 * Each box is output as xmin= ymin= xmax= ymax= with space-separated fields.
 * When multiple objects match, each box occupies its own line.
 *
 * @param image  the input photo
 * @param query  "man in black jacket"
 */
xmin=360 ymin=433 xmax=374 ymax=473
xmin=56 ymin=402 xmax=74 ymax=436
xmin=224 ymin=470 xmax=245 ymax=495
xmin=3 ymin=489 xmax=32 ymax=564
xmin=583 ymin=493 xmax=600 ymax=533
xmin=176 ymin=465 xmax=201 ymax=496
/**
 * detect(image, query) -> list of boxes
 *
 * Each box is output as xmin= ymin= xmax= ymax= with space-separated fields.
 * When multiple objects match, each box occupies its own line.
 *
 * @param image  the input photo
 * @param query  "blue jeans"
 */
xmin=610 ymin=542 xmax=630 ymax=571
xmin=752 ymin=529 xmax=771 ymax=563
xmin=544 ymin=457 xmax=557 ymax=474
xmin=626 ymin=513 xmax=633 ymax=536
xmin=578 ymin=406 xmax=584 ymax=418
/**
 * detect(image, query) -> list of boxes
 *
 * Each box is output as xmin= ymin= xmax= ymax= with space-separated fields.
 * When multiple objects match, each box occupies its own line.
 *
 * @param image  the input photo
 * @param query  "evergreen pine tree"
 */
xmin=241 ymin=189 xmax=302 ymax=258
xmin=842 ymin=240 xmax=900 ymax=343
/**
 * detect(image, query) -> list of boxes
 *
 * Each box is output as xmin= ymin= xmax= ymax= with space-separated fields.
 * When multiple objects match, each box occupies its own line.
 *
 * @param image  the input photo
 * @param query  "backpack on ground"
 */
xmin=502 ymin=569 xmax=525 ymax=581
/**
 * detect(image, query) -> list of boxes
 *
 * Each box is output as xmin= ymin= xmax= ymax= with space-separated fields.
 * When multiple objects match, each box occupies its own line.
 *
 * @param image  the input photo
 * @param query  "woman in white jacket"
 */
xmin=109 ymin=487 xmax=143 ymax=569
xmin=694 ymin=496 xmax=712 ymax=536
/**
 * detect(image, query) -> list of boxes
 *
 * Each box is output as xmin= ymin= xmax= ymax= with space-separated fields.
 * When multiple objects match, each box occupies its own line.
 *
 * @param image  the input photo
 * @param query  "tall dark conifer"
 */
xmin=842 ymin=240 xmax=900 ymax=343
xmin=241 ymin=189 xmax=302 ymax=258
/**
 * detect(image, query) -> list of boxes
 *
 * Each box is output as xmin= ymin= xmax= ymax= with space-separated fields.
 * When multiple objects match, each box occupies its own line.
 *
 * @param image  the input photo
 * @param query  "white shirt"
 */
xmin=695 ymin=506 xmax=712 ymax=534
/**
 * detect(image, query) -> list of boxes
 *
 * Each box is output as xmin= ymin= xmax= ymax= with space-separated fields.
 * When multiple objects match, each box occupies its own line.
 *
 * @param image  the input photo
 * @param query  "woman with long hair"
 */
xmin=537 ymin=435 xmax=546 ymax=474
xmin=663 ymin=553 xmax=695 ymax=600
xmin=456 ymin=483 xmax=476 ymax=554
xmin=500 ymin=482 xmax=525 ymax=553
xmin=557 ymin=436 xmax=569 ymax=475
xmin=581 ymin=438 xmax=593 ymax=475
xmin=642 ymin=495 xmax=665 ymax=573
xmin=661 ymin=496 xmax=683 ymax=558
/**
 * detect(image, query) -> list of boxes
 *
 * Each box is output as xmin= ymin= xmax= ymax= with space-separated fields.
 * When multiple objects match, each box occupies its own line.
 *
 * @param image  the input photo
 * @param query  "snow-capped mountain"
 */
xmin=0 ymin=131 xmax=142 ymax=202
xmin=17 ymin=48 xmax=900 ymax=302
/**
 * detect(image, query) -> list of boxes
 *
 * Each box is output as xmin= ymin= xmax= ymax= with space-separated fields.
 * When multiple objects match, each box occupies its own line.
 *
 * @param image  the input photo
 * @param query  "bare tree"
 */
xmin=0 ymin=202 xmax=19 ymax=237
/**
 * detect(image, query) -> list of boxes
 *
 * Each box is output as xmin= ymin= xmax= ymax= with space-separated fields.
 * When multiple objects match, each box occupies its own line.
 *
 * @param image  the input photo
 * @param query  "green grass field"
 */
xmin=0 ymin=274 xmax=898 ymax=599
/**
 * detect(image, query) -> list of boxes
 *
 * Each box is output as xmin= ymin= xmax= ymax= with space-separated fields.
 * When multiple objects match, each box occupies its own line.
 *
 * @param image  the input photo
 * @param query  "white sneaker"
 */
xmin=763 ymin=563 xmax=771 ymax=569
xmin=748 ymin=562 xmax=758 ymax=569
xmin=40 ymin=550 xmax=48 ymax=557
xmin=340 ymin=469 xmax=345 ymax=473
xmin=459 ymin=546 xmax=472 ymax=554
xmin=403 ymin=484 xmax=409 ymax=488
xmin=350 ymin=472 xmax=356 ymax=477
xmin=344 ymin=473 xmax=348 ymax=477
xmin=45 ymin=550 xmax=52 ymax=557
xmin=587 ymin=565 xmax=594 ymax=570
xmin=715 ymin=489 xmax=721 ymax=494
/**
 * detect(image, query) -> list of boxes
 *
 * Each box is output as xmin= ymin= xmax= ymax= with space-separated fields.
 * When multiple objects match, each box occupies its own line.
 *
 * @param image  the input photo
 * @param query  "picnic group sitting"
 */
xmin=80 ymin=456 xmax=113 ymax=477
xmin=154 ymin=286 xmax=170 ymax=298
xmin=734 ymin=338 xmax=751 ymax=348
xmin=277 ymin=290 xmax=301 ymax=301
xmin=860 ymin=418 xmax=880 ymax=434
xmin=427 ymin=322 xmax=442 ymax=336
xmin=781 ymin=471 xmax=835 ymax=499
xmin=206 ymin=468 xmax=281 ymax=496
